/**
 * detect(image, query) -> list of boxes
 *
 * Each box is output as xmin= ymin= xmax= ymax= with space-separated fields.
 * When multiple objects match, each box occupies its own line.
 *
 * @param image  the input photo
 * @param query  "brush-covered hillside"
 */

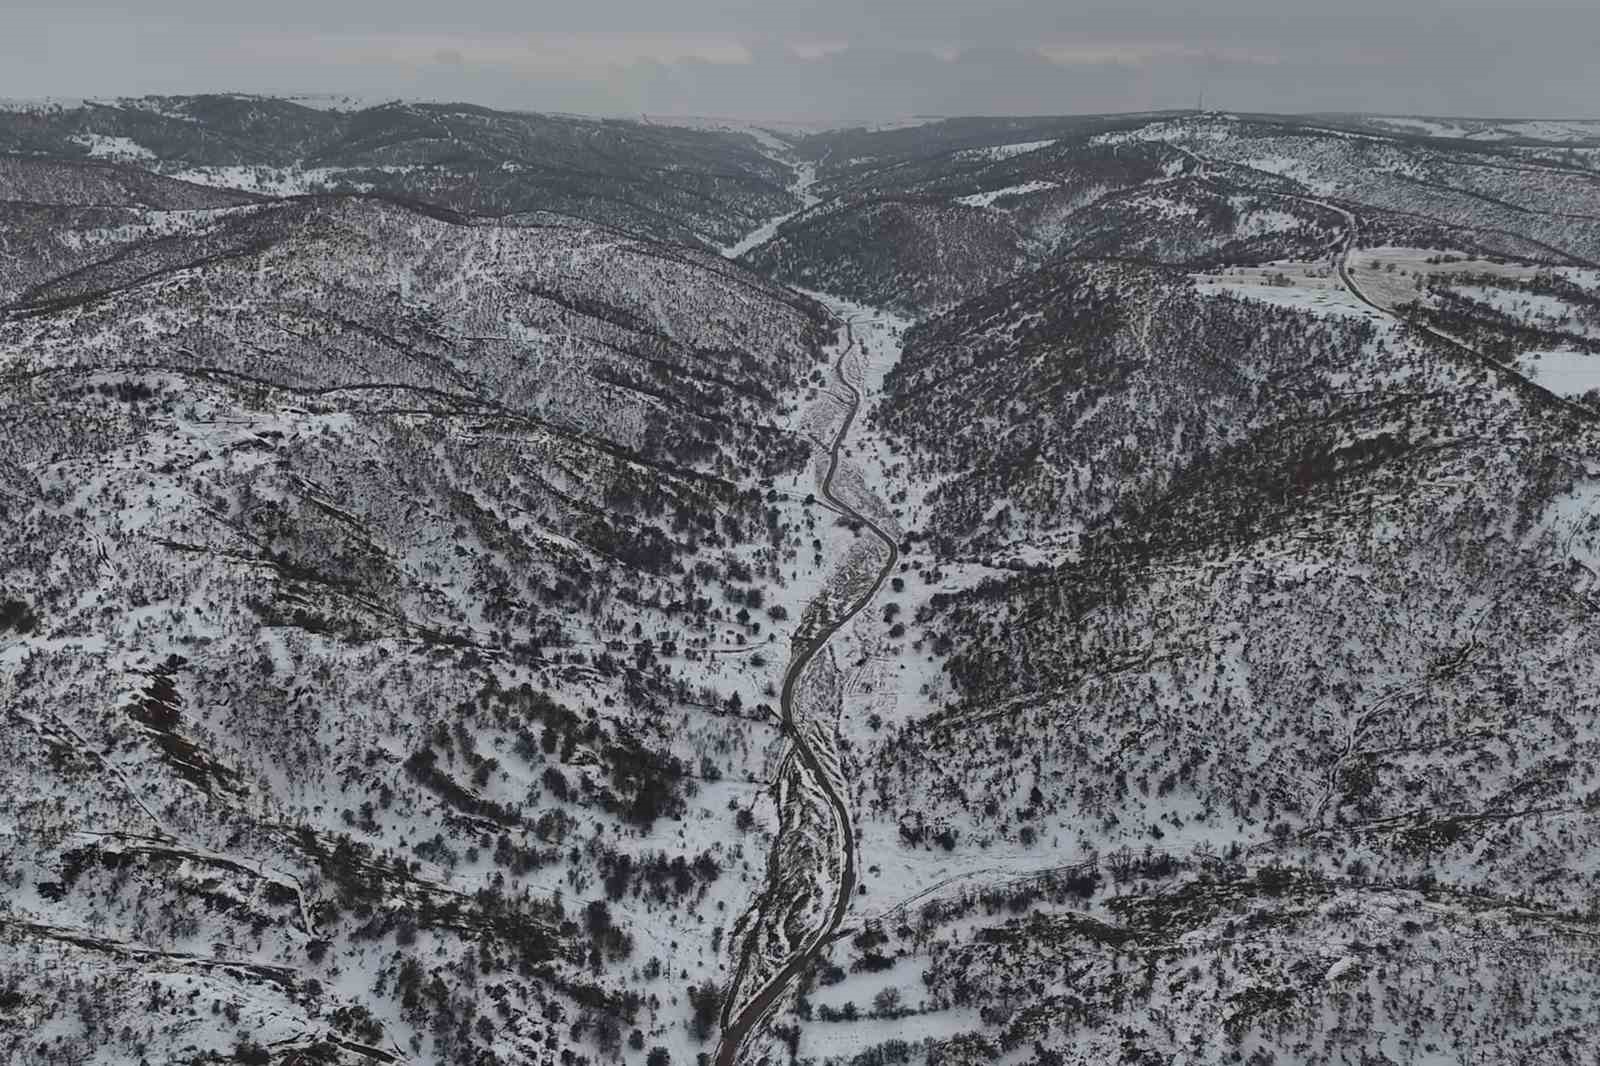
xmin=0 ymin=154 xmax=855 ymax=1065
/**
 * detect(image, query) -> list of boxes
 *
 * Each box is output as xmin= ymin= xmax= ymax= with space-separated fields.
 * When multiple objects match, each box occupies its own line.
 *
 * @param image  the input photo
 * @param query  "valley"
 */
xmin=5 ymin=95 xmax=1600 ymax=1066
xmin=717 ymin=312 xmax=899 ymax=1066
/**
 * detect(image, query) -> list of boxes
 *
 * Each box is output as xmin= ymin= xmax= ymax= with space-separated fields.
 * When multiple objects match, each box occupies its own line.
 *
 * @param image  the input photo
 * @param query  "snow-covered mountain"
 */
xmin=746 ymin=112 xmax=1600 ymax=315
xmin=5 ymin=98 xmax=1600 ymax=1066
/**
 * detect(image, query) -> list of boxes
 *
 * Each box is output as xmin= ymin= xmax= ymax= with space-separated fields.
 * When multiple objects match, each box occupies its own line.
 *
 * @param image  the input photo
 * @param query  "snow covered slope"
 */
xmin=7 ymin=98 xmax=1600 ymax=1066
xmin=741 ymin=112 xmax=1600 ymax=314
xmin=0 ymin=188 xmax=849 ymax=1065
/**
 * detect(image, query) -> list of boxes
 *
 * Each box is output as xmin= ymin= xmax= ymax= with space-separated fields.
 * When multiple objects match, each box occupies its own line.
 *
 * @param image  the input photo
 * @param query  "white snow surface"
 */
xmin=1517 ymin=350 xmax=1600 ymax=398
xmin=1367 ymin=115 xmax=1600 ymax=143
xmin=162 ymin=164 xmax=421 ymax=196
xmin=955 ymin=138 xmax=1056 ymax=162
xmin=955 ymin=180 xmax=1057 ymax=207
xmin=281 ymin=93 xmax=391 ymax=112
xmin=69 ymin=133 xmax=156 ymax=160
xmin=1192 ymin=261 xmax=1385 ymax=321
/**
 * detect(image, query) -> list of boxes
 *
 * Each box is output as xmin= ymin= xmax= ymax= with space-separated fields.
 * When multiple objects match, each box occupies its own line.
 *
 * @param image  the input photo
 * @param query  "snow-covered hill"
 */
xmin=0 ymin=95 xmax=801 ymax=248
xmin=725 ymin=111 xmax=1600 ymax=1065
xmin=742 ymin=113 xmax=1600 ymax=314
xmin=0 ymin=182 xmax=844 ymax=1065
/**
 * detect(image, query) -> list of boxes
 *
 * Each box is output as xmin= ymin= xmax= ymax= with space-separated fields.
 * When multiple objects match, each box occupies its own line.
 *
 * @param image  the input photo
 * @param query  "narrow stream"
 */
xmin=715 ymin=319 xmax=900 ymax=1065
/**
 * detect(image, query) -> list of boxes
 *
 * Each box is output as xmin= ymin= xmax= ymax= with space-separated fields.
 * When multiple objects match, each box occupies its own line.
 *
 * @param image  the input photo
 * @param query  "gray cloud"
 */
xmin=3 ymin=1 xmax=1597 ymax=119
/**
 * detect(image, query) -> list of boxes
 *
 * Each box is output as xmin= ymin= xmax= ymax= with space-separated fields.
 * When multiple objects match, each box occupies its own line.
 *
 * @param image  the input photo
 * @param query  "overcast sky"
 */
xmin=6 ymin=0 xmax=1598 ymax=121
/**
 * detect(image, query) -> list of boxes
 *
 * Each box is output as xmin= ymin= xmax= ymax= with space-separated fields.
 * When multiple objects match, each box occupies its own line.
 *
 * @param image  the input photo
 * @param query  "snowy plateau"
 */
xmin=4 ymin=95 xmax=1600 ymax=1066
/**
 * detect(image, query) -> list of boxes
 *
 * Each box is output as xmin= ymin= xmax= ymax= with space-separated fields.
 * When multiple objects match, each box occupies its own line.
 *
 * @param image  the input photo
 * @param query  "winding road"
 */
xmin=1275 ymin=187 xmax=1600 ymax=423
xmin=714 ymin=318 xmax=900 ymax=1066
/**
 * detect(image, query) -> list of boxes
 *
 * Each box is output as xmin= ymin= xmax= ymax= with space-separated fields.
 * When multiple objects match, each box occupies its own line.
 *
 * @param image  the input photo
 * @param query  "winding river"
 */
xmin=714 ymin=318 xmax=900 ymax=1066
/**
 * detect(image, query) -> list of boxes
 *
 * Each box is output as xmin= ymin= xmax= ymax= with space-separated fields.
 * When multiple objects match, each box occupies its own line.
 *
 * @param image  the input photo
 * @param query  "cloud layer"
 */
xmin=5 ymin=1 xmax=1597 ymax=119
